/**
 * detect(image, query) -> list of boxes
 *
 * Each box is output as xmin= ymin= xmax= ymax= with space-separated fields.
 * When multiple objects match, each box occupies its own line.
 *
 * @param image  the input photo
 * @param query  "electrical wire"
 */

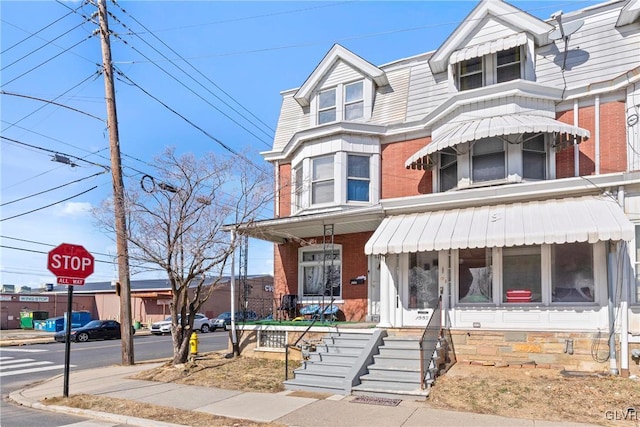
xmin=113 ymin=68 xmax=270 ymax=175
xmin=0 ymin=171 xmax=108 ymax=207
xmin=1 ymin=90 xmax=105 ymax=122
xmin=0 ymin=186 xmax=98 ymax=222
xmin=1 ymin=136 xmax=110 ymax=170
xmin=110 ymin=1 xmax=275 ymax=139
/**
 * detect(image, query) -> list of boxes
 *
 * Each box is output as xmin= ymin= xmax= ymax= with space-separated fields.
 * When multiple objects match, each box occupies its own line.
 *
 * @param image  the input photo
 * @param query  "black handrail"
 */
xmin=419 ymin=297 xmax=442 ymax=389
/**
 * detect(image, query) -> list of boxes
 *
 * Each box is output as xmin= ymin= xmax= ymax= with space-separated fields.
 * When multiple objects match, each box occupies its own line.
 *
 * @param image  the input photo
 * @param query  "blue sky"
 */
xmin=0 ymin=0 xmax=601 ymax=287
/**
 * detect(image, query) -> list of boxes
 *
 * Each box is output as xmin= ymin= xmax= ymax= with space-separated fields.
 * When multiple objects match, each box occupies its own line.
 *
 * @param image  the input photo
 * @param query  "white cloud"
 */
xmin=60 ymin=202 xmax=93 ymax=216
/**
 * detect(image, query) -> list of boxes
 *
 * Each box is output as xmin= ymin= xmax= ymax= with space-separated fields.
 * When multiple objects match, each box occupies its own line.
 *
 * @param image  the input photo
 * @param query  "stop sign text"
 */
xmin=47 ymin=243 xmax=94 ymax=285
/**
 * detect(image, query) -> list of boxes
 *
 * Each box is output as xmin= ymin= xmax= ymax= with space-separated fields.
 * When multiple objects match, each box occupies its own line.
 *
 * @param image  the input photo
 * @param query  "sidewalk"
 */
xmin=2 ymin=330 xmax=597 ymax=427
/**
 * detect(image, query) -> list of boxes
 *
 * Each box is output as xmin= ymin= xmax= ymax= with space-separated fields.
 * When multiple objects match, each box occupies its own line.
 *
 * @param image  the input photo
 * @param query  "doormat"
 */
xmin=351 ymin=396 xmax=401 ymax=406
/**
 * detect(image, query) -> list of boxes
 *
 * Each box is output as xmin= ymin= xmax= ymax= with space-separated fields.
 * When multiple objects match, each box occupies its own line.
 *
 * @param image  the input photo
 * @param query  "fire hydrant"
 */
xmin=189 ymin=331 xmax=198 ymax=358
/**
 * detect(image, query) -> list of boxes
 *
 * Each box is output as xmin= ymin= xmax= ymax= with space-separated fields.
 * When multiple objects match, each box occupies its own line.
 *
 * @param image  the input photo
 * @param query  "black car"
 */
xmin=210 ymin=310 xmax=258 ymax=331
xmin=54 ymin=319 xmax=133 ymax=342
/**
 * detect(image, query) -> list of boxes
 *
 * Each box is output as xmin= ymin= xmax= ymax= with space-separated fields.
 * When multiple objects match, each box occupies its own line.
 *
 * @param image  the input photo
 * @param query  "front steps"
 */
xmin=285 ymin=329 xmax=447 ymax=401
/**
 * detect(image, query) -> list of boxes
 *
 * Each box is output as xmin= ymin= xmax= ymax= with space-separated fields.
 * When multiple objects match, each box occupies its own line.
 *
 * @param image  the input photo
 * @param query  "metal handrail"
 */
xmin=419 ymin=297 xmax=442 ymax=389
xmin=284 ymin=297 xmax=336 ymax=380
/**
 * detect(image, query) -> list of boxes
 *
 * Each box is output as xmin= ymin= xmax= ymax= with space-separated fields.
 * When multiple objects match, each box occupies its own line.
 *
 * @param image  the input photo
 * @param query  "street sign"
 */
xmin=47 ymin=243 xmax=94 ymax=285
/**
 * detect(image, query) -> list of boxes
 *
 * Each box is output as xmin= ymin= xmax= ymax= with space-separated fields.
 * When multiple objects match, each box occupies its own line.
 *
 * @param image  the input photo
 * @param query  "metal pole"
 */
xmin=97 ymin=0 xmax=134 ymax=365
xmin=63 ymin=285 xmax=73 ymax=397
xmin=229 ymin=230 xmax=239 ymax=356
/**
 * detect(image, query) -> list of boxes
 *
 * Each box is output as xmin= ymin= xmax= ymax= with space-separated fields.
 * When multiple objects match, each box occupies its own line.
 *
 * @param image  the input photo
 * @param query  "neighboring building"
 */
xmin=239 ymin=0 xmax=640 ymax=374
xmin=0 ymin=275 xmax=274 ymax=329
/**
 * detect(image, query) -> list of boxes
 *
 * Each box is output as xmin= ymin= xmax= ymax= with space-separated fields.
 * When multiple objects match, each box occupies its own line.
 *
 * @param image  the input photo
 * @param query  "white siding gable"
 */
xmin=459 ymin=16 xmax=521 ymax=47
xmin=317 ymin=60 xmax=363 ymax=90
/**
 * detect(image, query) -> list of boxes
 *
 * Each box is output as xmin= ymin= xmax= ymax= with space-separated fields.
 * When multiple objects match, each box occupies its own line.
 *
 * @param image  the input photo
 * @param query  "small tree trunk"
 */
xmin=172 ymin=326 xmax=192 ymax=364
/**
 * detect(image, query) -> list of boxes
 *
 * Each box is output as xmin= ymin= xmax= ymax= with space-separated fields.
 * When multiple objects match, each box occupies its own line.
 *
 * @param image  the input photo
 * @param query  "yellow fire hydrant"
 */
xmin=189 ymin=331 xmax=198 ymax=358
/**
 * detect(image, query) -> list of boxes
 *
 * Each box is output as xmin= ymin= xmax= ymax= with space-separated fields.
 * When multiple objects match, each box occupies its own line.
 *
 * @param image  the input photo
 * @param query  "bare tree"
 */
xmin=98 ymin=148 xmax=272 ymax=364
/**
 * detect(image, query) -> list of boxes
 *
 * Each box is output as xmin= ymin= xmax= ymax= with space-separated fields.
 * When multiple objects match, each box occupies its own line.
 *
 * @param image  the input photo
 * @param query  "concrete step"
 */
xmin=284 ymin=376 xmax=346 ymax=394
xmin=300 ymin=361 xmax=351 ymax=374
xmin=371 ymin=354 xmax=421 ymax=370
xmin=377 ymin=347 xmax=422 ymax=358
xmin=366 ymin=366 xmax=421 ymax=382
xmin=351 ymin=382 xmax=429 ymax=401
xmin=316 ymin=343 xmax=366 ymax=355
xmin=307 ymin=352 xmax=358 ymax=364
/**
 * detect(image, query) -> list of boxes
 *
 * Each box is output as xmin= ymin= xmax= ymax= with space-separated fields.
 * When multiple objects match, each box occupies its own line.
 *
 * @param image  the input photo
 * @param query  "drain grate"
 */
xmin=351 ymin=396 xmax=401 ymax=406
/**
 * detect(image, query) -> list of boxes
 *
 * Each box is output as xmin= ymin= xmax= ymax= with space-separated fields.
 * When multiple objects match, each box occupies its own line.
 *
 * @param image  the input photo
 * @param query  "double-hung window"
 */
xmin=293 ymin=166 xmax=304 ymax=211
xmin=458 ymin=57 xmax=483 ymax=91
xmin=439 ymin=148 xmax=458 ymax=191
xmin=472 ymin=138 xmax=505 ymax=182
xmin=347 ymin=155 xmax=369 ymax=202
xmin=344 ymin=81 xmax=364 ymax=120
xmin=311 ymin=156 xmax=334 ymax=205
xmin=457 ymin=46 xmax=523 ymax=91
xmin=300 ymin=246 xmax=342 ymax=298
xmin=496 ymin=47 xmax=522 ymax=84
xmin=522 ymin=133 xmax=546 ymax=180
xmin=318 ymin=88 xmax=337 ymax=125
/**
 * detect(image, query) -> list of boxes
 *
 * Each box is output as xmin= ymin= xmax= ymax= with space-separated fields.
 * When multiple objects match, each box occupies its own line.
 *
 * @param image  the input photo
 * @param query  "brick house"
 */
xmin=238 ymin=0 xmax=640 ymax=374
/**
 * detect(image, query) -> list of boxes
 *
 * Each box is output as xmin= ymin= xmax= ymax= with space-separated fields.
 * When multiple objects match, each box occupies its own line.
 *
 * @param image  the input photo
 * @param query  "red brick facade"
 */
xmin=278 ymin=163 xmax=291 ymax=218
xmin=556 ymin=101 xmax=627 ymax=178
xmin=381 ymin=137 xmax=433 ymax=198
xmin=272 ymin=231 xmax=373 ymax=322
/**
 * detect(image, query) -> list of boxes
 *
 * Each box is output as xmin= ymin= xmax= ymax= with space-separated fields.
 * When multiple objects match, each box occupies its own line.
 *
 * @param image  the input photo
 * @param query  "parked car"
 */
xmin=210 ymin=310 xmax=258 ymax=331
xmin=150 ymin=313 xmax=211 ymax=335
xmin=54 ymin=320 xmax=133 ymax=343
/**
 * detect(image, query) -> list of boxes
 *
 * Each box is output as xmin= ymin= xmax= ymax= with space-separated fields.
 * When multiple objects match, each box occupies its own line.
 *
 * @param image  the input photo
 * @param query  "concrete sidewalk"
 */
xmin=2 ymin=330 xmax=598 ymax=427
xmin=7 ymin=363 xmax=599 ymax=427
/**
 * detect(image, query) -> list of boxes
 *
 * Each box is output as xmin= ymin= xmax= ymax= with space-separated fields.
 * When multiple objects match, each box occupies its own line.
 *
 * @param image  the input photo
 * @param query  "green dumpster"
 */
xmin=19 ymin=311 xmax=33 ymax=329
xmin=134 ymin=320 xmax=141 ymax=330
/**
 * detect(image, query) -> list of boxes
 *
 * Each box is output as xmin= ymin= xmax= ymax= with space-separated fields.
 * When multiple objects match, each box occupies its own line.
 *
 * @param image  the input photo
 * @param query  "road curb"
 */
xmin=9 ymin=389 xmax=186 ymax=427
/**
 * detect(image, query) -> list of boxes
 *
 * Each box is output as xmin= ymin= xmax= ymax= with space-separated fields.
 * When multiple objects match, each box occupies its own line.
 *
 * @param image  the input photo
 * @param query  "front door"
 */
xmin=401 ymin=251 xmax=440 ymax=326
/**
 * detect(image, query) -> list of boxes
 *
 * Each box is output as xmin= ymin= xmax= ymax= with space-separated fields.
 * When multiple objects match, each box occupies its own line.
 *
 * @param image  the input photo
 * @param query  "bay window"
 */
xmin=439 ymin=147 xmax=458 ymax=191
xmin=472 ymin=138 xmax=505 ymax=182
xmin=300 ymin=246 xmax=342 ymax=298
xmin=522 ymin=134 xmax=546 ymax=180
xmin=347 ymin=155 xmax=370 ymax=202
xmin=636 ymin=225 xmax=640 ymax=303
xmin=294 ymin=167 xmax=304 ymax=211
xmin=311 ymin=156 xmax=334 ymax=204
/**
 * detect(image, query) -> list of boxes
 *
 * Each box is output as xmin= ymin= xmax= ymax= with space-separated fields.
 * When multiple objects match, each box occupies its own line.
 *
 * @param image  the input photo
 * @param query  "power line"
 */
xmin=113 ymin=68 xmax=270 ymax=175
xmin=1 ymin=136 xmax=110 ymax=170
xmin=0 ymin=186 xmax=98 ymax=222
xmin=1 ymin=90 xmax=105 ymax=122
xmin=0 ymin=171 xmax=107 ymax=207
xmin=111 ymin=1 xmax=275 ymax=138
xmin=0 ymin=245 xmax=113 ymax=265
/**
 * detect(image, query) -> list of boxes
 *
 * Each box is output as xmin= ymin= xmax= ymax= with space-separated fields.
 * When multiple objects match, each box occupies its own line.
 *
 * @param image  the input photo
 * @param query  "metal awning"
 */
xmin=449 ymin=32 xmax=528 ymax=65
xmin=405 ymin=114 xmax=590 ymax=168
xmin=364 ymin=195 xmax=633 ymax=255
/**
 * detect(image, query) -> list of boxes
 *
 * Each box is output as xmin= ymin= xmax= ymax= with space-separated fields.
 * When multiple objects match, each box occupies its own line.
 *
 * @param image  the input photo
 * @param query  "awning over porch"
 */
xmin=364 ymin=195 xmax=633 ymax=255
xmin=405 ymin=114 xmax=590 ymax=168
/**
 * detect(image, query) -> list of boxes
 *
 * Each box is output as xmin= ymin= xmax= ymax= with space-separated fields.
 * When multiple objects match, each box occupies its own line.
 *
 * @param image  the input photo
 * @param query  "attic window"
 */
xmin=344 ymin=81 xmax=364 ymax=120
xmin=458 ymin=57 xmax=483 ymax=90
xmin=316 ymin=80 xmax=366 ymax=125
xmin=496 ymin=47 xmax=521 ymax=83
xmin=456 ymin=46 xmax=523 ymax=91
xmin=318 ymin=88 xmax=336 ymax=124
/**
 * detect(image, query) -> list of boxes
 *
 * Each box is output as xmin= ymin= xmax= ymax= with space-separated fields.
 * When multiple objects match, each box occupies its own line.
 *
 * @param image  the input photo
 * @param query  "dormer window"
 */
xmin=496 ymin=47 xmax=522 ymax=83
xmin=345 ymin=81 xmax=364 ymax=120
xmin=318 ymin=89 xmax=336 ymax=124
xmin=456 ymin=46 xmax=523 ymax=91
xmin=316 ymin=80 xmax=366 ymax=125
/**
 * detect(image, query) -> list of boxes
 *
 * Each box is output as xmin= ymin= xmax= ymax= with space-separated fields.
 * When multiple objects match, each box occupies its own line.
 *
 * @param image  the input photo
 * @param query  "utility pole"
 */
xmin=97 ymin=0 xmax=134 ymax=365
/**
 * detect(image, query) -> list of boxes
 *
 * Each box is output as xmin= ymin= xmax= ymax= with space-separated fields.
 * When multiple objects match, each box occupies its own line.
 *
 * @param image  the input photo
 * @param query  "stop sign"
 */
xmin=47 ymin=243 xmax=94 ymax=285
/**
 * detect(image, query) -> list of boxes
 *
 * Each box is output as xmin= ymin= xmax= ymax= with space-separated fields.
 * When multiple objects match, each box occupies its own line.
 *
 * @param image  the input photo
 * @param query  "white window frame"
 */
xmin=315 ymin=79 xmax=367 ymax=125
xmin=344 ymin=81 xmax=364 ymax=121
xmin=318 ymin=88 xmax=337 ymax=125
xmin=457 ymin=46 xmax=524 ymax=91
xmin=311 ymin=155 xmax=335 ymax=206
xmin=298 ymin=244 xmax=342 ymax=301
xmin=471 ymin=138 xmax=506 ymax=183
xmin=452 ymin=242 xmax=602 ymax=307
xmin=438 ymin=148 xmax=458 ymax=192
xmin=346 ymin=154 xmax=370 ymax=202
xmin=293 ymin=166 xmax=304 ymax=212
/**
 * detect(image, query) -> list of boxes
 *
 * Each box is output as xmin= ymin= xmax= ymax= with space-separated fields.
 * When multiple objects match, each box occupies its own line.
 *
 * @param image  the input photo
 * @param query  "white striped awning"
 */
xmin=364 ymin=195 xmax=633 ymax=255
xmin=449 ymin=32 xmax=528 ymax=65
xmin=405 ymin=114 xmax=590 ymax=168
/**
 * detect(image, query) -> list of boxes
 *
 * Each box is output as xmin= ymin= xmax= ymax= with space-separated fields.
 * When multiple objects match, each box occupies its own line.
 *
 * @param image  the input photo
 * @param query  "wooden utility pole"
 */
xmin=97 ymin=0 xmax=134 ymax=365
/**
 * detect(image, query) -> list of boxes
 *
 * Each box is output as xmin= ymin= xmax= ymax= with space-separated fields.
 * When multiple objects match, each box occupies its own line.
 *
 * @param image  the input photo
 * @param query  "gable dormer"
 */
xmin=429 ymin=0 xmax=553 ymax=91
xmin=294 ymin=44 xmax=389 ymax=126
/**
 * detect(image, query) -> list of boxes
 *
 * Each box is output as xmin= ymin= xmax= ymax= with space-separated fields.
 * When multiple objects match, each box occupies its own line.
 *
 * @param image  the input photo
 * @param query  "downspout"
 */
xmin=607 ymin=240 xmax=619 ymax=375
xmin=618 ymin=187 xmax=630 ymax=378
xmin=595 ymin=95 xmax=600 ymax=174
xmin=574 ymin=100 xmax=580 ymax=177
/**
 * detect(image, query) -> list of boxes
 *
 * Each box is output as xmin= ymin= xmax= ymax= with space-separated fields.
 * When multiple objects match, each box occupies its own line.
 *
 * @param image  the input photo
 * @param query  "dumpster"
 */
xmin=63 ymin=311 xmax=92 ymax=329
xmin=19 ymin=310 xmax=49 ymax=329
xmin=134 ymin=320 xmax=141 ymax=330
xmin=44 ymin=316 xmax=65 ymax=332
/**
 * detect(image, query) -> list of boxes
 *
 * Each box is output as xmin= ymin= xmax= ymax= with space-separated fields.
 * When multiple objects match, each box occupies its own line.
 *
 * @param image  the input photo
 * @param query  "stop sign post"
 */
xmin=47 ymin=243 xmax=94 ymax=397
xmin=48 ymin=243 xmax=94 ymax=285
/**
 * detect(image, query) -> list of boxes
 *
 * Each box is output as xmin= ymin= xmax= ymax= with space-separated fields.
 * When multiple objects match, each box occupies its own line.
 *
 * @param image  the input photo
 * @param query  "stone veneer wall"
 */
xmin=449 ymin=329 xmax=640 ymax=376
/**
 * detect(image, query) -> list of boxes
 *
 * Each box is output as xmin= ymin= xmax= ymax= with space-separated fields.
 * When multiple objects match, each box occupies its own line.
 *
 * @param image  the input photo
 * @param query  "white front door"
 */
xmin=401 ymin=251 xmax=440 ymax=327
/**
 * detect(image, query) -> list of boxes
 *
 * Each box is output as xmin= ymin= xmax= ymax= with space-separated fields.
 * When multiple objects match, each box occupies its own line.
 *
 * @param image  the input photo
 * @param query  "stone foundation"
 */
xmin=449 ymin=329 xmax=640 ymax=376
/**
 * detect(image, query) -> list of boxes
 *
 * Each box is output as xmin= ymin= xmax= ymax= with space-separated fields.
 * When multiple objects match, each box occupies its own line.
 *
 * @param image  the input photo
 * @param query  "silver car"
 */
xmin=150 ymin=313 xmax=211 ymax=335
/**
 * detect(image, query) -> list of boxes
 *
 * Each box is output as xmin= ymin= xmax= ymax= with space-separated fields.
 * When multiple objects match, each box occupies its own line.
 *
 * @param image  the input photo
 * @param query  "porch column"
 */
xmin=378 ymin=255 xmax=392 ymax=327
